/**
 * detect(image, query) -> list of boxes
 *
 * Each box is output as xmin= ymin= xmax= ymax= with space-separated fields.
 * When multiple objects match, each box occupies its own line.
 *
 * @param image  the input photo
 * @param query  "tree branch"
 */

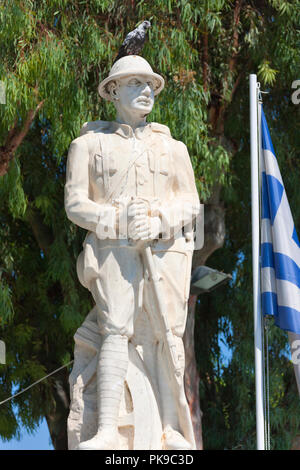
xmin=0 ymin=100 xmax=45 ymax=176
xmin=202 ymin=28 xmax=209 ymax=92
xmin=214 ymin=0 xmax=242 ymax=134
xmin=228 ymin=0 xmax=242 ymax=74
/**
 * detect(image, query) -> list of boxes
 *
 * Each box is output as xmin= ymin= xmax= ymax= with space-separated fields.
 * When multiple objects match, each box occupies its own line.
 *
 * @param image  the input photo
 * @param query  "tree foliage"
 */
xmin=0 ymin=0 xmax=299 ymax=449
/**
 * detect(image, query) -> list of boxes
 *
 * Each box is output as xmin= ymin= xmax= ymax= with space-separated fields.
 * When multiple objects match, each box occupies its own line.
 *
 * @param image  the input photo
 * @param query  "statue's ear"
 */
xmin=107 ymin=80 xmax=119 ymax=101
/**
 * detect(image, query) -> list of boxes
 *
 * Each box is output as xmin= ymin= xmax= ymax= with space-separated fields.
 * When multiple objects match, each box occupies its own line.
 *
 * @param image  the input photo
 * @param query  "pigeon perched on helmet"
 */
xmin=113 ymin=21 xmax=151 ymax=63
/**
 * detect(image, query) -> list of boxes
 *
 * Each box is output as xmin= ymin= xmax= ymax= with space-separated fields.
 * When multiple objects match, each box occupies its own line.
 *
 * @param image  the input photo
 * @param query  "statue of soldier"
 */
xmin=65 ymin=55 xmax=201 ymax=450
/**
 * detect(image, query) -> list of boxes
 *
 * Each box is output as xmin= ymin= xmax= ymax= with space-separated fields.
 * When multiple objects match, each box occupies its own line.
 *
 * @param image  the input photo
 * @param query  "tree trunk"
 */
xmin=184 ymin=202 xmax=226 ymax=450
xmin=45 ymin=369 xmax=70 ymax=450
xmin=183 ymin=294 xmax=203 ymax=449
xmin=291 ymin=435 xmax=300 ymax=450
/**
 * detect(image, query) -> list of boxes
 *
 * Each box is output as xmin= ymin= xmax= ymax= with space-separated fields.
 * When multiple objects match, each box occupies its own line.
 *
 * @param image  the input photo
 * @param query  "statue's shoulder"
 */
xmin=150 ymin=123 xmax=187 ymax=151
xmin=68 ymin=121 xmax=112 ymax=154
xmin=150 ymin=122 xmax=172 ymax=138
xmin=79 ymin=120 xmax=112 ymax=137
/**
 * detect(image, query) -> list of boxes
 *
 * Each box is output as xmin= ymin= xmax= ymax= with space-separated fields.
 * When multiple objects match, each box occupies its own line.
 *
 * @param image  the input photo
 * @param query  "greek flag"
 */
xmin=260 ymin=106 xmax=300 ymax=334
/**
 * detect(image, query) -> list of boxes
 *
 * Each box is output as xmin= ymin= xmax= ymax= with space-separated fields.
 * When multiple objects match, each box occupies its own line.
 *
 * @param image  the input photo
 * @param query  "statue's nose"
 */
xmin=143 ymin=84 xmax=151 ymax=96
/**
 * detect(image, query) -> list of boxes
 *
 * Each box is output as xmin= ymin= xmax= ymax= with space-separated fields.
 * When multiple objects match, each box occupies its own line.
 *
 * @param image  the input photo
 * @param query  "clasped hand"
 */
xmin=127 ymin=199 xmax=161 ymax=241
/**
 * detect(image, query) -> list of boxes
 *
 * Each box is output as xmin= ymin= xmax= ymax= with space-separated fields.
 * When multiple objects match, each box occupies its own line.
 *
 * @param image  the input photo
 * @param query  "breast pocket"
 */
xmin=148 ymin=150 xmax=169 ymax=197
xmin=94 ymin=153 xmax=117 ymax=191
xmin=148 ymin=151 xmax=169 ymax=176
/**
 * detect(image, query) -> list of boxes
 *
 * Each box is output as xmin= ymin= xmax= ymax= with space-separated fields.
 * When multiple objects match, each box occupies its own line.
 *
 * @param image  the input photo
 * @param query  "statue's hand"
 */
xmin=127 ymin=199 xmax=148 ymax=219
xmin=128 ymin=215 xmax=161 ymax=241
xmin=127 ymin=198 xmax=161 ymax=241
xmin=128 ymin=216 xmax=149 ymax=240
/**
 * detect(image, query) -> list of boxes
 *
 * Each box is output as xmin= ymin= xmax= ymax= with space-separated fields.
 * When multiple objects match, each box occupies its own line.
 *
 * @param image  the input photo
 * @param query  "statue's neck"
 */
xmin=115 ymin=110 xmax=148 ymax=131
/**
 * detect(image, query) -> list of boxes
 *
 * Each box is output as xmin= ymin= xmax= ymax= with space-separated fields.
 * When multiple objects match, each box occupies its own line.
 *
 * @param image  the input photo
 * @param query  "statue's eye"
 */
xmin=128 ymin=79 xmax=141 ymax=86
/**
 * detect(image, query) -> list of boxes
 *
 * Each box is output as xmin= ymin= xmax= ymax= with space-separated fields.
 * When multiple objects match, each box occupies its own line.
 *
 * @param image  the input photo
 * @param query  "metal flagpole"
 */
xmin=250 ymin=74 xmax=265 ymax=450
xmin=258 ymin=93 xmax=272 ymax=450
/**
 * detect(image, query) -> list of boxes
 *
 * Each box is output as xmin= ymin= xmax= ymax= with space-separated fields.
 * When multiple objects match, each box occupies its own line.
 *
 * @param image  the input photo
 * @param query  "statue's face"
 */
xmin=112 ymin=75 xmax=155 ymax=116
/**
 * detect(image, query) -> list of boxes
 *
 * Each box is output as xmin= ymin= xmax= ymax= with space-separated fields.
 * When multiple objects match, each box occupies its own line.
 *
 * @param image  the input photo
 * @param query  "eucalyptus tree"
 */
xmin=0 ymin=0 xmax=299 ymax=449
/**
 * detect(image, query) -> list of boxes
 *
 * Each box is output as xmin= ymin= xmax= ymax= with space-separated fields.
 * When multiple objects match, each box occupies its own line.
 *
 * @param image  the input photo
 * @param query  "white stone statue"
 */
xmin=65 ymin=55 xmax=201 ymax=450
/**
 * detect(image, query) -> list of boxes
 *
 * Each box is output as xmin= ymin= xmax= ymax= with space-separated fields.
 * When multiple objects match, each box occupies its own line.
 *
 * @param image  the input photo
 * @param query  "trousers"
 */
xmin=79 ymin=236 xmax=193 ymax=339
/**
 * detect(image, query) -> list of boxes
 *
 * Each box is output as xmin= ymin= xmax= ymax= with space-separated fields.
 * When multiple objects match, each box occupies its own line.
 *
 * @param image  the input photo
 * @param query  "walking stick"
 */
xmin=140 ymin=243 xmax=196 ymax=449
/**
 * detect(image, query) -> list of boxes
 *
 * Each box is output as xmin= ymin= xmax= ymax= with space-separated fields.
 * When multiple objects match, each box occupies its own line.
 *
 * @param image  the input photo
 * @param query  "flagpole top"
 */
xmin=257 ymin=81 xmax=270 ymax=103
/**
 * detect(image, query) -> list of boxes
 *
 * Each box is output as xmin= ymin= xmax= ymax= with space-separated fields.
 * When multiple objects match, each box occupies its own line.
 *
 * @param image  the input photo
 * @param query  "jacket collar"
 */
xmin=110 ymin=121 xmax=171 ymax=140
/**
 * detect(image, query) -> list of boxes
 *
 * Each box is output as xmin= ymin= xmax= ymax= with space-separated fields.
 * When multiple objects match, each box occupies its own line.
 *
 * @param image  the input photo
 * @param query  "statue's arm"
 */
xmin=157 ymin=141 xmax=201 ymax=238
xmin=64 ymin=137 xmax=116 ymax=236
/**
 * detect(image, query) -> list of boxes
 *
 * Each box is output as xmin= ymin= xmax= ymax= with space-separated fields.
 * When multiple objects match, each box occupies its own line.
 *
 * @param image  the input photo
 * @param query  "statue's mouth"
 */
xmin=137 ymin=97 xmax=151 ymax=104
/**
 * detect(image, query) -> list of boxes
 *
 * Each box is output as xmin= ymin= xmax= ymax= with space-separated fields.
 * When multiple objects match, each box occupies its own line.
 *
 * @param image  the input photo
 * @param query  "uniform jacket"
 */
xmin=64 ymin=120 xmax=200 ymax=288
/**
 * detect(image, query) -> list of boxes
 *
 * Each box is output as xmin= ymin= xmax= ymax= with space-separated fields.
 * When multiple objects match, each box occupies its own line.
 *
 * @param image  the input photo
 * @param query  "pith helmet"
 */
xmin=98 ymin=55 xmax=165 ymax=101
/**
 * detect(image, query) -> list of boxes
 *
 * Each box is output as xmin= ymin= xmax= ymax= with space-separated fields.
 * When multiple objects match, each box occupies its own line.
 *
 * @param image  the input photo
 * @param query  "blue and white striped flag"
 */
xmin=260 ymin=106 xmax=300 ymax=334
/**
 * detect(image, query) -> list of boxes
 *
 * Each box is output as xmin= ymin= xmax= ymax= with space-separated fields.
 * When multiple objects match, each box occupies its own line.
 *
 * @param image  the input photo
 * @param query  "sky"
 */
xmin=0 ymin=418 xmax=53 ymax=450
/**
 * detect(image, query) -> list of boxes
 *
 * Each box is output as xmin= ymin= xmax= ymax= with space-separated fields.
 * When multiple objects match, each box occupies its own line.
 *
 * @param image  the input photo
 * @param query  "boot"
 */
xmin=78 ymin=334 xmax=128 ymax=450
xmin=163 ymin=425 xmax=192 ymax=450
